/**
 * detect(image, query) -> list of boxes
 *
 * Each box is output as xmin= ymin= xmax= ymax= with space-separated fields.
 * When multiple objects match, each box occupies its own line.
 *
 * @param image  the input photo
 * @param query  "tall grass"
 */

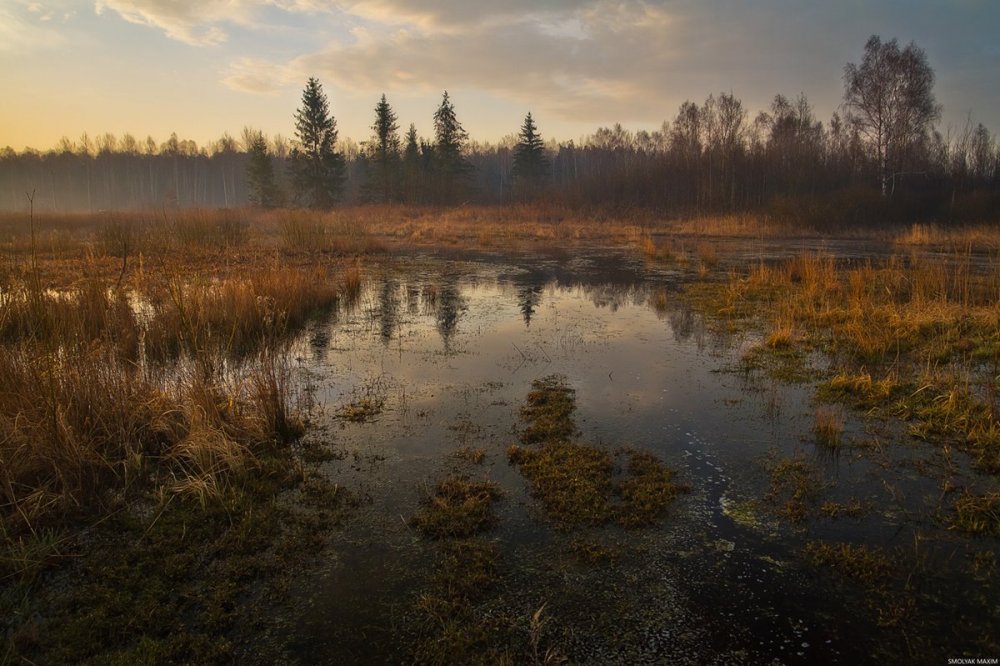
xmin=719 ymin=249 xmax=1000 ymax=473
xmin=0 ymin=266 xmax=338 ymax=535
xmin=144 ymin=266 xmax=340 ymax=360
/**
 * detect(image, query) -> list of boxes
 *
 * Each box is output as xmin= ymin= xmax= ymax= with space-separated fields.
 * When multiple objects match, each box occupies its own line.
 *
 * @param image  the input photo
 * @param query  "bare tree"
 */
xmin=843 ymin=35 xmax=941 ymax=196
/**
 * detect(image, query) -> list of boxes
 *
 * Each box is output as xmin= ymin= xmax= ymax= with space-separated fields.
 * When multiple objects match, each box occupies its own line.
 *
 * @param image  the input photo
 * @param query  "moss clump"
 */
xmin=520 ymin=375 xmax=577 ymax=444
xmin=508 ymin=441 xmax=613 ymax=529
xmin=616 ymin=450 xmax=687 ymax=527
xmin=2 ymin=465 xmax=354 ymax=665
xmin=765 ymin=454 xmax=823 ymax=523
xmin=803 ymin=541 xmax=893 ymax=586
xmin=509 ymin=376 xmax=685 ymax=530
xmin=411 ymin=475 xmax=503 ymax=539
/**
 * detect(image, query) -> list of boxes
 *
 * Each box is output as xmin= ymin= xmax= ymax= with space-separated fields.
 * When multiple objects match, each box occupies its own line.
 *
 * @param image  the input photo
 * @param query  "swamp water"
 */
xmin=267 ymin=247 xmax=996 ymax=664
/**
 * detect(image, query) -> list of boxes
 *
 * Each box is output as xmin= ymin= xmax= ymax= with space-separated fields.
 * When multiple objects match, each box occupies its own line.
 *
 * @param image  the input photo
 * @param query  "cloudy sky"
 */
xmin=2 ymin=0 xmax=999 ymax=151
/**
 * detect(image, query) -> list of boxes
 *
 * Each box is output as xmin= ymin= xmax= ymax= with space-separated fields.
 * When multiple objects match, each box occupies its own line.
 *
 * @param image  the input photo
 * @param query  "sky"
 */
xmin=2 ymin=0 xmax=999 ymax=152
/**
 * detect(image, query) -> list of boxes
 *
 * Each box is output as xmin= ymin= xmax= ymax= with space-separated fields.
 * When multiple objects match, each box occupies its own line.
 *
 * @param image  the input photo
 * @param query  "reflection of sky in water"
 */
xmin=285 ymin=256 xmax=995 ymax=664
xmin=297 ymin=270 xmax=792 ymax=472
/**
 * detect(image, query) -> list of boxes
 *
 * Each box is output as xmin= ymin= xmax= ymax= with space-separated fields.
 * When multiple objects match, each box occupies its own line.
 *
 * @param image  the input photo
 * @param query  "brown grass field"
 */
xmin=1 ymin=204 xmax=998 ymax=663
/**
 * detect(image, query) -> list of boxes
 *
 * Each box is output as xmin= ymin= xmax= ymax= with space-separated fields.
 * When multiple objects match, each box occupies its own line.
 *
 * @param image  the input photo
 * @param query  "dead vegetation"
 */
xmin=411 ymin=476 xmax=503 ymax=539
xmin=508 ymin=375 xmax=686 ymax=530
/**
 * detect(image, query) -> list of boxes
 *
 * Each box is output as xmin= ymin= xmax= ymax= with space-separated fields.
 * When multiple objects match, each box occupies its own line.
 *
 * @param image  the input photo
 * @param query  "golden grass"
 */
xmin=144 ymin=266 xmax=340 ymax=360
xmin=895 ymin=223 xmax=1000 ymax=252
xmin=411 ymin=476 xmax=503 ymax=539
xmin=708 ymin=248 xmax=1000 ymax=473
xmin=814 ymin=406 xmax=845 ymax=448
xmin=0 ymin=265 xmax=326 ymax=533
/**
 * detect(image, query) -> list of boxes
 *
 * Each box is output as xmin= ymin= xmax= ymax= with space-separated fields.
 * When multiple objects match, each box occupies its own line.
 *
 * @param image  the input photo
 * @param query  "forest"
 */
xmin=2 ymin=36 xmax=998 ymax=228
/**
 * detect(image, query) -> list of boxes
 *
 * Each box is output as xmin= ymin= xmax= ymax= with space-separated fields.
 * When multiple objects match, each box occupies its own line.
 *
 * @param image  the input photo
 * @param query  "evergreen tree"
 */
xmin=366 ymin=94 xmax=401 ymax=203
xmin=243 ymin=128 xmax=281 ymax=208
xmin=511 ymin=112 xmax=548 ymax=198
xmin=289 ymin=77 xmax=344 ymax=208
xmin=402 ymin=123 xmax=422 ymax=203
xmin=432 ymin=91 xmax=472 ymax=203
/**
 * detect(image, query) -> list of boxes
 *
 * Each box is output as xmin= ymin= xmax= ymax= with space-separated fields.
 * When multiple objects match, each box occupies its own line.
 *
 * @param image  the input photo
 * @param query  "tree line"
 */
xmin=2 ymin=35 xmax=998 ymax=226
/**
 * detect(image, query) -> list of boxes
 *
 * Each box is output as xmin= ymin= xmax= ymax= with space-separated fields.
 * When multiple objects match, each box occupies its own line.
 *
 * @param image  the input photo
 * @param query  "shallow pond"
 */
xmin=275 ymin=246 xmax=998 ymax=664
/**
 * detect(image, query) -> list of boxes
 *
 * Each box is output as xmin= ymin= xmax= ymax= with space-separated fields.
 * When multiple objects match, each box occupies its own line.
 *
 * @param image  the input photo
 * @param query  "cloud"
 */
xmin=285 ymin=1 xmax=694 ymax=122
xmin=0 ymin=3 xmax=67 ymax=52
xmin=93 ymin=0 xmax=272 ymax=46
xmin=340 ymin=0 xmax=594 ymax=32
xmin=222 ymin=57 xmax=298 ymax=94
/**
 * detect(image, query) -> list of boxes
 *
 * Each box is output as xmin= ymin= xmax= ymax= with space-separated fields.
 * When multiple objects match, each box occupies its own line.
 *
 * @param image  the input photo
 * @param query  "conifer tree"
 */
xmin=511 ymin=112 xmax=548 ymax=197
xmin=289 ymin=77 xmax=344 ymax=208
xmin=402 ymin=123 xmax=422 ymax=203
xmin=432 ymin=91 xmax=472 ymax=203
xmin=366 ymin=94 xmax=401 ymax=203
xmin=243 ymin=128 xmax=281 ymax=208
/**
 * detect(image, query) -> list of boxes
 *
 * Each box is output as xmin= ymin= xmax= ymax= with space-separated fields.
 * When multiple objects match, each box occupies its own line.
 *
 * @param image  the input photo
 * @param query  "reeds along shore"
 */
xmin=1 ymin=204 xmax=998 ymax=537
xmin=707 ymin=250 xmax=1000 ymax=476
xmin=0 ymin=259 xmax=355 ymax=539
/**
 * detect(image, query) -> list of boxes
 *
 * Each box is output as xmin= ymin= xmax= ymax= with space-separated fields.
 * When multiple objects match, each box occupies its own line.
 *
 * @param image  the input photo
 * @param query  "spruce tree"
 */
xmin=289 ymin=77 xmax=344 ymax=208
xmin=366 ymin=94 xmax=401 ymax=203
xmin=402 ymin=123 xmax=422 ymax=203
xmin=511 ymin=112 xmax=548 ymax=198
xmin=432 ymin=91 xmax=472 ymax=203
xmin=244 ymin=128 xmax=281 ymax=208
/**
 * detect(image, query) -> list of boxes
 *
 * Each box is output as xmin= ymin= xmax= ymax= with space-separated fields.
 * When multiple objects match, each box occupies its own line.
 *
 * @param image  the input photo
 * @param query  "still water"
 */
xmin=273 ymin=247 xmax=996 ymax=664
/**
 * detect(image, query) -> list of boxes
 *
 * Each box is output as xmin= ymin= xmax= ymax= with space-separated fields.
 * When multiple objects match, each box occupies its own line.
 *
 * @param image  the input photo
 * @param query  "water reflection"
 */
xmin=434 ymin=274 xmax=466 ymax=351
xmin=284 ymin=252 xmax=993 ymax=664
xmin=516 ymin=283 xmax=543 ymax=327
xmin=377 ymin=278 xmax=400 ymax=345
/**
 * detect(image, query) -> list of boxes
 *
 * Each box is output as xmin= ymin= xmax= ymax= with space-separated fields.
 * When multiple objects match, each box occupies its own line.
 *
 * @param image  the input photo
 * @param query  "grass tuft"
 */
xmin=411 ymin=475 xmax=503 ymax=539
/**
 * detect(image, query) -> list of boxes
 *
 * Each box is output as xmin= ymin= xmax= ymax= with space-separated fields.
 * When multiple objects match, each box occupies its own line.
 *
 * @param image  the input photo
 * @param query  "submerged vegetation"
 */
xmin=0 ymin=202 xmax=998 ymax=661
xmin=688 ymin=249 xmax=1000 ymax=480
xmin=508 ymin=376 xmax=686 ymax=530
xmin=0 ymin=237 xmax=359 ymax=662
xmin=411 ymin=475 xmax=503 ymax=539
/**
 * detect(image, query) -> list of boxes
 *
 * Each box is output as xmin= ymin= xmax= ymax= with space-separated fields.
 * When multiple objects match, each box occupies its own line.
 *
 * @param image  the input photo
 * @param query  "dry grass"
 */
xmin=704 ymin=249 xmax=1000 ymax=473
xmin=411 ymin=476 xmax=503 ymax=539
xmin=0 ymin=261 xmax=325 ymax=534
xmin=814 ymin=406 xmax=845 ymax=448
xmin=508 ymin=376 xmax=685 ymax=529
xmin=144 ymin=266 xmax=340 ymax=360
xmin=895 ymin=223 xmax=1000 ymax=252
xmin=951 ymin=491 xmax=1000 ymax=536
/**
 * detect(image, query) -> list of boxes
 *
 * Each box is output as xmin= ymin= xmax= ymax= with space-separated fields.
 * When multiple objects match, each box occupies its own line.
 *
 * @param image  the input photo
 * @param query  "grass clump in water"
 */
xmin=814 ymin=406 xmax=845 ymax=449
xmin=411 ymin=475 xmax=503 ymax=539
xmin=803 ymin=541 xmax=893 ymax=586
xmin=508 ymin=376 xmax=685 ymax=530
xmin=616 ymin=450 xmax=688 ymax=527
xmin=951 ymin=491 xmax=1000 ymax=536
xmin=766 ymin=454 xmax=823 ymax=523
xmin=508 ymin=441 xmax=613 ymax=529
xmin=520 ymin=375 xmax=577 ymax=444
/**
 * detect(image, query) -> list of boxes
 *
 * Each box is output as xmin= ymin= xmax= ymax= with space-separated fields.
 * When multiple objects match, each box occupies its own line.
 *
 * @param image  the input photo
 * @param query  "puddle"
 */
xmin=272 ymin=247 xmax=997 ymax=663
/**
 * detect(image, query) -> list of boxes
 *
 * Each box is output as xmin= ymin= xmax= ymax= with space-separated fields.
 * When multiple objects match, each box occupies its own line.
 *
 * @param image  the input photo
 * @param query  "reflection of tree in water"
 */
xmin=668 ymin=305 xmax=697 ymax=343
xmin=435 ymin=275 xmax=467 ymax=350
xmin=583 ymin=284 xmax=645 ymax=311
xmin=307 ymin=311 xmax=335 ymax=362
xmin=517 ymin=283 xmax=544 ymax=327
xmin=378 ymin=278 xmax=400 ymax=345
xmin=406 ymin=285 xmax=421 ymax=316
